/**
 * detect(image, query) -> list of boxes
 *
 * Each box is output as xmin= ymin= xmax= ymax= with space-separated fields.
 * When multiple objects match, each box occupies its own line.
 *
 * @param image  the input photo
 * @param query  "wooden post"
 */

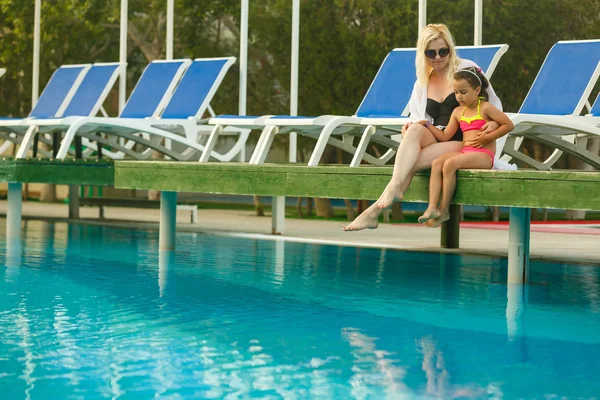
xmin=441 ymin=203 xmax=460 ymax=248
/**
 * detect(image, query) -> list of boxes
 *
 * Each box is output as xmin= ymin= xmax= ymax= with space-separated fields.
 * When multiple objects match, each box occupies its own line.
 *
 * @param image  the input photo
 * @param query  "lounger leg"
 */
xmin=56 ymin=122 xmax=84 ymax=160
xmin=249 ymin=125 xmax=279 ymax=165
xmin=159 ymin=191 xmax=177 ymax=251
xmin=508 ymin=207 xmax=531 ymax=284
xmin=15 ymin=126 xmax=39 ymax=159
xmin=271 ymin=196 xmax=285 ymax=235
xmin=350 ymin=125 xmax=376 ymax=167
xmin=199 ymin=125 xmax=223 ymax=162
xmin=308 ymin=120 xmax=342 ymax=166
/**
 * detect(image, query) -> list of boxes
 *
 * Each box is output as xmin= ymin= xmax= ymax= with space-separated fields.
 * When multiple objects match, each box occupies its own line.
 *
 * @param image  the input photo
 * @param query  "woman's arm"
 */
xmin=416 ymin=108 xmax=461 ymax=142
xmin=468 ymin=103 xmax=514 ymax=147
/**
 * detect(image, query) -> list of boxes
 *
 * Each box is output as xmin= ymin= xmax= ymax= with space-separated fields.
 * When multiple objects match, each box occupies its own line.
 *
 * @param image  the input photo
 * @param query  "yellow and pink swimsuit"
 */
xmin=459 ymin=99 xmax=494 ymax=162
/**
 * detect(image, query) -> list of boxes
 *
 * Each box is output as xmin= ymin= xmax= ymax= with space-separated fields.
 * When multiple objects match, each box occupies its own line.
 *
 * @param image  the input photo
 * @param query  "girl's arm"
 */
xmin=468 ymin=103 xmax=514 ymax=147
xmin=417 ymin=108 xmax=461 ymax=142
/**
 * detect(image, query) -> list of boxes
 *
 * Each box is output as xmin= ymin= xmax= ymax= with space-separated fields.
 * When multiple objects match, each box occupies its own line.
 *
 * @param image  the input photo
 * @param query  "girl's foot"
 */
xmin=425 ymin=212 xmax=451 ymax=228
xmin=343 ymin=207 xmax=379 ymax=231
xmin=418 ymin=208 xmax=441 ymax=224
xmin=377 ymin=181 xmax=404 ymax=209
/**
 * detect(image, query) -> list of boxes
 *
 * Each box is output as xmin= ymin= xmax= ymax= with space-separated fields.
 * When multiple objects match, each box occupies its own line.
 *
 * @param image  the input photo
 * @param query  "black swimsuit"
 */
xmin=426 ymin=93 xmax=463 ymax=142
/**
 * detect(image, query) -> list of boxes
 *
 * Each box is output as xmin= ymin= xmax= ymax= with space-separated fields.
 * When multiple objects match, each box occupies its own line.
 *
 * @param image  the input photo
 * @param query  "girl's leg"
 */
xmin=426 ymin=153 xmax=492 ymax=228
xmin=379 ymin=139 xmax=463 ymax=209
xmin=418 ymin=152 xmax=461 ymax=224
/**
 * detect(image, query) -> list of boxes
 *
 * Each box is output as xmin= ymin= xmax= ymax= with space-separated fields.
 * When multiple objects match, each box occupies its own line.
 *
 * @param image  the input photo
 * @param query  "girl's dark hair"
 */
xmin=454 ymin=67 xmax=489 ymax=100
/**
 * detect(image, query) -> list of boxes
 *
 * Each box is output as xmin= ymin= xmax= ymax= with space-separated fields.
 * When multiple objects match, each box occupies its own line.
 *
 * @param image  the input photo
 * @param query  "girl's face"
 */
xmin=453 ymin=78 xmax=481 ymax=106
xmin=425 ymin=38 xmax=451 ymax=70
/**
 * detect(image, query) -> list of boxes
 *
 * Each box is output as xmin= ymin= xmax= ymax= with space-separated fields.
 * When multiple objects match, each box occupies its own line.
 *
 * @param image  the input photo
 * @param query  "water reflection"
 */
xmin=159 ymin=250 xmax=174 ymax=298
xmin=1 ymin=222 xmax=599 ymax=398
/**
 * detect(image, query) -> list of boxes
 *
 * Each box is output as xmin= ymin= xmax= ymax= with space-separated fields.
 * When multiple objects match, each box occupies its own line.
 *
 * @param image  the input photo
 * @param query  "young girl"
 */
xmin=417 ymin=67 xmax=514 ymax=228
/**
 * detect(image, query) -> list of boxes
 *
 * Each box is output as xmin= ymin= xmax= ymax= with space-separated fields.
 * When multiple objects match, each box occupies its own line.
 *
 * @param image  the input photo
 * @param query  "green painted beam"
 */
xmin=115 ymin=161 xmax=600 ymax=211
xmin=0 ymin=158 xmax=114 ymax=186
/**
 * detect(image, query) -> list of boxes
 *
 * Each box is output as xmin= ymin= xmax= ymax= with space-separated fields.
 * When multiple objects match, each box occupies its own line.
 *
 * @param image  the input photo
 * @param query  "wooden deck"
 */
xmin=114 ymin=161 xmax=600 ymax=211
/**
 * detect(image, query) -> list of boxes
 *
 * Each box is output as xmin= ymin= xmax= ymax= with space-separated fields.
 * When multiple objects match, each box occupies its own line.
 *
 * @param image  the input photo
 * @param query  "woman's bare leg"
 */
xmin=377 ymin=124 xmax=437 ymax=208
xmin=426 ymin=153 xmax=492 ymax=228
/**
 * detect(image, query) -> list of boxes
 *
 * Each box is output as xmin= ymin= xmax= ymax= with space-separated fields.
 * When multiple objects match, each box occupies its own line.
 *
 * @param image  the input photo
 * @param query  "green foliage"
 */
xmin=0 ymin=0 xmax=599 ymax=134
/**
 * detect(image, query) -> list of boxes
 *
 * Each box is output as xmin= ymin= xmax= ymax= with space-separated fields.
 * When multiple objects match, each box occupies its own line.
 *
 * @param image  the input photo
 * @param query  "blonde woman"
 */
xmin=344 ymin=23 xmax=502 ymax=231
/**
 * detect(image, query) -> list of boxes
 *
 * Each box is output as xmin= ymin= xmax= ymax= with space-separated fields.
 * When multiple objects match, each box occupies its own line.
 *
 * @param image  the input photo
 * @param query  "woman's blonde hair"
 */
xmin=415 ymin=23 xmax=459 ymax=86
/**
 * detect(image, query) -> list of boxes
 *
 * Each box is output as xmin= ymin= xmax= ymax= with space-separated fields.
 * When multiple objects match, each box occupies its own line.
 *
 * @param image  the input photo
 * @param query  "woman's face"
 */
xmin=425 ymin=38 xmax=451 ymax=70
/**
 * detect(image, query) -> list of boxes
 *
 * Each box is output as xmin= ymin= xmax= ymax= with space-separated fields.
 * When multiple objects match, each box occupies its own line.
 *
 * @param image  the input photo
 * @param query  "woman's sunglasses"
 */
xmin=424 ymin=48 xmax=450 ymax=59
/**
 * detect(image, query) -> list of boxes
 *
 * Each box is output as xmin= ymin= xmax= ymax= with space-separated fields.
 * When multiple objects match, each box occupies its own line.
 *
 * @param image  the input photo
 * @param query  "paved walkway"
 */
xmin=1 ymin=200 xmax=599 ymax=265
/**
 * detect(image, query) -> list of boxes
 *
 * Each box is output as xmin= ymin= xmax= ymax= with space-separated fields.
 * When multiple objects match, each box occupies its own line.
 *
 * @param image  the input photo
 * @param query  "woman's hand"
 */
xmin=465 ymin=132 xmax=490 ymax=148
xmin=480 ymin=120 xmax=499 ymax=134
xmin=401 ymin=121 xmax=413 ymax=133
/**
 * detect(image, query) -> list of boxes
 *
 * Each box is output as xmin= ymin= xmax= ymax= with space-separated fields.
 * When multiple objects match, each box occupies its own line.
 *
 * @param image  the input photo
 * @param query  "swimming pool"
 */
xmin=1 ymin=221 xmax=599 ymax=399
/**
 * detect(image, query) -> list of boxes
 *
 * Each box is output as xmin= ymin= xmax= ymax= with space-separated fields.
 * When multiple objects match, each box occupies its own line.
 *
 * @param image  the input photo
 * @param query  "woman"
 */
xmin=344 ymin=23 xmax=502 ymax=231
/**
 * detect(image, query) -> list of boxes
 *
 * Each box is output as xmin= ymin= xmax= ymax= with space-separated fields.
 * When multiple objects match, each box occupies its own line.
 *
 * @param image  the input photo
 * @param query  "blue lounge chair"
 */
xmin=0 ymin=64 xmax=91 ymax=154
xmin=16 ymin=59 xmax=192 ymax=159
xmin=503 ymin=40 xmax=600 ymax=170
xmin=46 ymin=58 xmax=245 ymax=162
xmin=203 ymin=45 xmax=508 ymax=166
xmin=12 ymin=62 xmax=123 ymax=158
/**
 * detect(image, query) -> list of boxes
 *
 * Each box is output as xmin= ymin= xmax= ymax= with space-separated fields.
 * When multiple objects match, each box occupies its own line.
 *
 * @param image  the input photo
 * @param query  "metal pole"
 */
xmin=32 ymin=0 xmax=41 ymax=105
xmin=508 ymin=207 xmax=531 ymax=284
xmin=159 ymin=191 xmax=177 ymax=250
xmin=418 ymin=0 xmax=427 ymax=32
xmin=290 ymin=0 xmax=300 ymax=163
xmin=474 ymin=0 xmax=483 ymax=46
xmin=119 ymin=0 xmax=128 ymax=113
xmin=239 ymin=0 xmax=248 ymax=117
xmin=7 ymin=183 xmax=23 ymax=241
xmin=166 ymin=0 xmax=174 ymax=59
xmin=164 ymin=0 xmax=174 ymax=153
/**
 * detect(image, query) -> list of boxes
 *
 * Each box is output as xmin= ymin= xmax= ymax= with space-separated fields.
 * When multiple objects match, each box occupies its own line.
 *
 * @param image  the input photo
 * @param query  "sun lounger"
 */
xmin=15 ymin=59 xmax=191 ymax=159
xmin=502 ymin=40 xmax=600 ymax=170
xmin=11 ymin=62 xmax=123 ymax=158
xmin=39 ymin=57 xmax=247 ymax=162
xmin=0 ymin=64 xmax=91 ymax=155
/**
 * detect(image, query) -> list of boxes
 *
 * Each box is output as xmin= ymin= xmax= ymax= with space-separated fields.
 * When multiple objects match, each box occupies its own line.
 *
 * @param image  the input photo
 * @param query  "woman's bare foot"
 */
xmin=418 ymin=208 xmax=441 ymax=224
xmin=377 ymin=181 xmax=404 ymax=209
xmin=425 ymin=212 xmax=451 ymax=228
xmin=343 ymin=207 xmax=379 ymax=231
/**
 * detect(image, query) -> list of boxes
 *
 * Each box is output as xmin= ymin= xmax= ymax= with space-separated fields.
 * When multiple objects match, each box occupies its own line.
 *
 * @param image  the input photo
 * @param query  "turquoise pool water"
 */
xmin=1 ymin=221 xmax=599 ymax=399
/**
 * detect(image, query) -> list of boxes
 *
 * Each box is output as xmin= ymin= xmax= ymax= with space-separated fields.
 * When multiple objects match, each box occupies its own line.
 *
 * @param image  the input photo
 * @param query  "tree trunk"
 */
xmin=315 ymin=198 xmax=333 ymax=218
xmin=306 ymin=197 xmax=313 ymax=216
xmin=492 ymin=206 xmax=500 ymax=222
xmin=344 ymin=199 xmax=355 ymax=221
xmin=254 ymin=195 xmax=264 ymax=216
xmin=296 ymin=197 xmax=304 ymax=218
xmin=391 ymin=202 xmax=404 ymax=221
xmin=40 ymin=184 xmax=57 ymax=202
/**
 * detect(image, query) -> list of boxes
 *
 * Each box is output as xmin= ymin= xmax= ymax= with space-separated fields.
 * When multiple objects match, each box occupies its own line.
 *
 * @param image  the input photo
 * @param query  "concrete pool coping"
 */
xmin=1 ymin=200 xmax=598 ymax=266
